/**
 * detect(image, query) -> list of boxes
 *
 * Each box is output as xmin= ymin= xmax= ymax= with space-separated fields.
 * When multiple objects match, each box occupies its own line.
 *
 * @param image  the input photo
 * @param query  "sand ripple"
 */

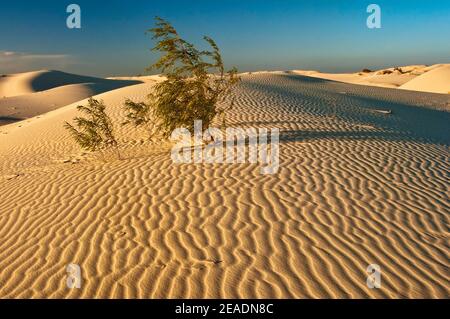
xmin=0 ymin=73 xmax=448 ymax=298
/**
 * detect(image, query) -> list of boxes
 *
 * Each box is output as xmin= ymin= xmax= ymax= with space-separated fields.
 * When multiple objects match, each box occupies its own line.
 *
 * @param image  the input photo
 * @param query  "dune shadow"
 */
xmin=76 ymin=80 xmax=144 ymax=96
xmin=0 ymin=75 xmax=144 ymax=126
xmin=282 ymin=72 xmax=336 ymax=84
xmin=240 ymin=74 xmax=450 ymax=144
xmin=280 ymin=129 xmax=412 ymax=143
xmin=0 ymin=116 xmax=23 ymax=126
xmin=339 ymin=94 xmax=450 ymax=143
xmin=30 ymin=70 xmax=142 ymax=92
xmin=0 ymin=116 xmax=23 ymax=121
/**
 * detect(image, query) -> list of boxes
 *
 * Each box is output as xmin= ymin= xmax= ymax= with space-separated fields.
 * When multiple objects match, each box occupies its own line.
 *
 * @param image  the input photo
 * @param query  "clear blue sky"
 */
xmin=1 ymin=0 xmax=449 ymax=77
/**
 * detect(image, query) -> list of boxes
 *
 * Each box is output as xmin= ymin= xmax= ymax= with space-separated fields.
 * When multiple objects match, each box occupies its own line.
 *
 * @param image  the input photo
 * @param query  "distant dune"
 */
xmin=0 ymin=70 xmax=142 ymax=125
xmin=0 ymin=72 xmax=448 ymax=298
xmin=0 ymin=70 xmax=142 ymax=98
xmin=2 ymin=66 xmax=447 ymax=126
xmin=292 ymin=64 xmax=450 ymax=94
xmin=399 ymin=64 xmax=450 ymax=94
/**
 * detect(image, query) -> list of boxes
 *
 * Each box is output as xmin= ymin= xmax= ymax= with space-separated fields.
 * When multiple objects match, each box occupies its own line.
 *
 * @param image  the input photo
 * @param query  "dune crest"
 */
xmin=0 ymin=70 xmax=142 ymax=125
xmin=399 ymin=64 xmax=450 ymax=94
xmin=0 ymin=70 xmax=144 ymax=98
xmin=292 ymin=64 xmax=450 ymax=94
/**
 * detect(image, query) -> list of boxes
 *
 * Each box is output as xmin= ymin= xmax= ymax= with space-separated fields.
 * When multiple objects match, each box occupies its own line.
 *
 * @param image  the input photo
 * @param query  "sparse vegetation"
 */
xmin=361 ymin=68 xmax=372 ymax=73
xmin=124 ymin=17 xmax=240 ymax=138
xmin=66 ymin=17 xmax=239 ymax=158
xmin=122 ymin=98 xmax=157 ymax=140
xmin=64 ymin=98 xmax=120 ymax=159
xmin=394 ymin=67 xmax=405 ymax=74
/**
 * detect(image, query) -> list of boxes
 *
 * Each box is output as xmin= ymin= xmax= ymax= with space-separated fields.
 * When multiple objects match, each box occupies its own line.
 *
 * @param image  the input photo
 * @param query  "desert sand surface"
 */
xmin=400 ymin=64 xmax=450 ymax=94
xmin=0 ymin=72 xmax=449 ymax=298
xmin=292 ymin=64 xmax=450 ymax=94
xmin=0 ymin=70 xmax=142 ymax=125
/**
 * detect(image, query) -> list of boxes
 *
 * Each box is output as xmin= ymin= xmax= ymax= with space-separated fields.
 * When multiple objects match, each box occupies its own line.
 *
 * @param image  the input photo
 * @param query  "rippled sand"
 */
xmin=0 ymin=73 xmax=448 ymax=298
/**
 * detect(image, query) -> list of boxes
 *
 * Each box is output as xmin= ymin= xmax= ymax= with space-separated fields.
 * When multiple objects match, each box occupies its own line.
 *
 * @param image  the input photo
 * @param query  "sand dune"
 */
xmin=0 ymin=70 xmax=140 ymax=98
xmin=0 ymin=70 xmax=142 ymax=126
xmin=107 ymin=75 xmax=165 ymax=83
xmin=0 ymin=73 xmax=449 ymax=298
xmin=292 ymin=64 xmax=450 ymax=94
xmin=400 ymin=64 xmax=450 ymax=94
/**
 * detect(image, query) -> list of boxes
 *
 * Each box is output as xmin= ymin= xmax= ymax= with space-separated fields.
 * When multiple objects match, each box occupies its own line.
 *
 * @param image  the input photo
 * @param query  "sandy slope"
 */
xmin=293 ymin=64 xmax=450 ymax=94
xmin=400 ymin=64 xmax=450 ymax=94
xmin=0 ymin=70 xmax=142 ymax=125
xmin=0 ymin=70 xmax=141 ymax=98
xmin=0 ymin=73 xmax=449 ymax=298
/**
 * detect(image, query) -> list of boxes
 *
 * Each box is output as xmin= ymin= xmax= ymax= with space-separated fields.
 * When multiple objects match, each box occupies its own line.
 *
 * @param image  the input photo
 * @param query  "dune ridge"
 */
xmin=400 ymin=64 xmax=450 ymax=94
xmin=0 ymin=73 xmax=449 ymax=298
xmin=0 ymin=70 xmax=141 ymax=98
xmin=292 ymin=64 xmax=450 ymax=94
xmin=0 ymin=70 xmax=142 ymax=126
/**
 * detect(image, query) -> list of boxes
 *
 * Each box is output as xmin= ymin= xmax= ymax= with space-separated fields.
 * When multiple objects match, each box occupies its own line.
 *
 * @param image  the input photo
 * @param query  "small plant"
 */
xmin=126 ymin=17 xmax=240 ymax=139
xmin=394 ymin=67 xmax=405 ymax=74
xmin=361 ymin=68 xmax=372 ymax=73
xmin=122 ymin=99 xmax=157 ymax=140
xmin=64 ymin=98 xmax=120 ymax=159
xmin=378 ymin=69 xmax=393 ymax=75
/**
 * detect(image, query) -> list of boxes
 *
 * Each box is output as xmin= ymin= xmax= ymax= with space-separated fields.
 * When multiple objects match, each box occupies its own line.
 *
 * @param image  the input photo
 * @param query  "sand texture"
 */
xmin=0 ymin=72 xmax=449 ymax=298
xmin=0 ymin=70 xmax=142 ymax=125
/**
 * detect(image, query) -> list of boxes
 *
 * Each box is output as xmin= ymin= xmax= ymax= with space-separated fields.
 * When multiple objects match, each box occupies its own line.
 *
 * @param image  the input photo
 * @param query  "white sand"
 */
xmin=292 ymin=64 xmax=450 ymax=94
xmin=0 ymin=71 xmax=448 ymax=298
xmin=400 ymin=64 xmax=450 ymax=94
xmin=0 ymin=70 xmax=142 ymax=125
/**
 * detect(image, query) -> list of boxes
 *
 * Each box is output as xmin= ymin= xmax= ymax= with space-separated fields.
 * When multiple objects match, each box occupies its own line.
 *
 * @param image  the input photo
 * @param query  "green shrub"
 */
xmin=122 ymin=98 xmax=157 ymax=140
xmin=123 ymin=17 xmax=240 ymax=139
xmin=64 ymin=98 xmax=120 ymax=159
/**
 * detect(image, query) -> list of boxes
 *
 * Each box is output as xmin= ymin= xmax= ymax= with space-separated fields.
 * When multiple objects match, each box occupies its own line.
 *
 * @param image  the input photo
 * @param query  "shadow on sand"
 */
xmin=240 ymin=74 xmax=450 ymax=145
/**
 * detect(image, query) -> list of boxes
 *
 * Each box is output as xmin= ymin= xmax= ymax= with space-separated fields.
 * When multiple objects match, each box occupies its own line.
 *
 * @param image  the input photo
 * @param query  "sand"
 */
xmin=0 ymin=70 xmax=142 ymax=125
xmin=0 ymin=71 xmax=449 ymax=298
xmin=400 ymin=64 xmax=450 ymax=94
xmin=292 ymin=64 xmax=450 ymax=94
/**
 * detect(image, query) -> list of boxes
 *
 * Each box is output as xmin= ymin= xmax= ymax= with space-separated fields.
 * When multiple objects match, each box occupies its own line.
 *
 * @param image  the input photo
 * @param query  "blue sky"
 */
xmin=1 ymin=0 xmax=449 ymax=77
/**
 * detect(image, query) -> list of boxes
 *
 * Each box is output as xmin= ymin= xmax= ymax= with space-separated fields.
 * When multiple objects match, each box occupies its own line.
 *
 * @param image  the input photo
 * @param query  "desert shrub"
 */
xmin=122 ymin=99 xmax=157 ymax=140
xmin=64 ymin=98 xmax=120 ymax=159
xmin=361 ymin=68 xmax=372 ymax=73
xmin=123 ymin=17 xmax=240 ymax=139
